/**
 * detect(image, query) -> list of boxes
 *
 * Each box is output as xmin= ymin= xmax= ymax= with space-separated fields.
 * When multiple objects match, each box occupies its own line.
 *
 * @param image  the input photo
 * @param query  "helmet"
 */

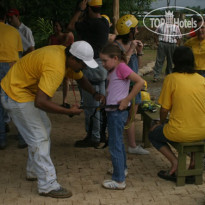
xmin=141 ymin=91 xmax=151 ymax=101
xmin=88 ymin=0 xmax=102 ymax=6
xmin=143 ymin=80 xmax=148 ymax=91
xmin=101 ymin=14 xmax=111 ymax=24
xmin=116 ymin=14 xmax=138 ymax=35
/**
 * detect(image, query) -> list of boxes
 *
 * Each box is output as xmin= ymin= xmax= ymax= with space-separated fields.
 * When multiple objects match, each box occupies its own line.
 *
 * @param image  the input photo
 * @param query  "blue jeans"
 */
xmin=0 ymin=63 xmax=10 ymax=141
xmin=107 ymin=110 xmax=128 ymax=182
xmin=149 ymin=124 xmax=173 ymax=150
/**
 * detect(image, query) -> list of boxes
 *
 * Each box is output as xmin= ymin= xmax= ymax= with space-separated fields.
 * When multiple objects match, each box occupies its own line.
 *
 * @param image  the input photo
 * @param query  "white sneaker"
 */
xmin=102 ymin=179 xmax=126 ymax=190
xmin=107 ymin=167 xmax=128 ymax=177
xmin=128 ymin=145 xmax=150 ymax=155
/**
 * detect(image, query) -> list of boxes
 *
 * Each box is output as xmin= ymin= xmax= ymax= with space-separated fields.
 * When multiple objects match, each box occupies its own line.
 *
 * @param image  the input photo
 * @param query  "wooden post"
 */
xmin=113 ymin=0 xmax=119 ymax=34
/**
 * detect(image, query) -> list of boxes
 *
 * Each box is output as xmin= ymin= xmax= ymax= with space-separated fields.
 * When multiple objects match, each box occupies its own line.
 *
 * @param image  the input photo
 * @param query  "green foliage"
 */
xmin=34 ymin=17 xmax=53 ymax=48
xmin=119 ymin=0 xmax=154 ymax=15
xmin=1 ymin=0 xmax=155 ymax=48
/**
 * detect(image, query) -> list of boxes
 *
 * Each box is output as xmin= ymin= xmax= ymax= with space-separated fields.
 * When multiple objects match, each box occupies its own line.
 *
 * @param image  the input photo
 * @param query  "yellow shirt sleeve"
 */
xmin=38 ymin=67 xmax=65 ymax=97
xmin=66 ymin=68 xmax=83 ymax=80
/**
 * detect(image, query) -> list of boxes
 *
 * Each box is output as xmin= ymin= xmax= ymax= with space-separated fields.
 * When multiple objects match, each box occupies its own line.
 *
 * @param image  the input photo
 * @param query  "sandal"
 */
xmin=157 ymin=170 xmax=176 ymax=182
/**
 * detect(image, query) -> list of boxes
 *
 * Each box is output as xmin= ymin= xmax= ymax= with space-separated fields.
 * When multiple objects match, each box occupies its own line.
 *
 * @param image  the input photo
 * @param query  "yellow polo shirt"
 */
xmin=1 ymin=45 xmax=83 ymax=102
xmin=184 ymin=37 xmax=205 ymax=70
xmin=0 ymin=22 xmax=23 ymax=62
xmin=159 ymin=73 xmax=205 ymax=142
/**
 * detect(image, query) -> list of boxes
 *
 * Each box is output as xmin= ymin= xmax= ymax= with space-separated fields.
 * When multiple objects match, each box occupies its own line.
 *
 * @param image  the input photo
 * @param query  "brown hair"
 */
xmin=100 ymin=43 xmax=126 ymax=62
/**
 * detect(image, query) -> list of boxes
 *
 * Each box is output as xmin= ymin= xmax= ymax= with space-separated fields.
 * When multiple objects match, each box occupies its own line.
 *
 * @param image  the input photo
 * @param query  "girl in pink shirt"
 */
xmin=99 ymin=43 xmax=144 ymax=190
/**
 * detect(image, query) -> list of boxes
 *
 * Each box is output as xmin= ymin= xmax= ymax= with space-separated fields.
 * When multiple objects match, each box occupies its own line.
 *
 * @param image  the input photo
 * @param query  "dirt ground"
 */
xmin=2 ymin=70 xmax=205 ymax=204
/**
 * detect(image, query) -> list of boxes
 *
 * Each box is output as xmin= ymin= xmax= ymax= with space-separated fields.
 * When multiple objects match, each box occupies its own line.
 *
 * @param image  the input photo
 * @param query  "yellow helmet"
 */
xmin=141 ymin=91 xmax=151 ymax=101
xmin=88 ymin=0 xmax=102 ymax=6
xmin=143 ymin=80 xmax=148 ymax=91
xmin=101 ymin=14 xmax=111 ymax=24
xmin=116 ymin=14 xmax=138 ymax=35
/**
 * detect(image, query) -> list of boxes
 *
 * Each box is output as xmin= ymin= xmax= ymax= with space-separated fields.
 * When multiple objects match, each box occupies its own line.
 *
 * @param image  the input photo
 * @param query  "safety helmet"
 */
xmin=116 ymin=14 xmax=138 ymax=35
xmin=141 ymin=91 xmax=151 ymax=101
xmin=101 ymin=14 xmax=111 ymax=24
xmin=88 ymin=0 xmax=102 ymax=6
xmin=143 ymin=80 xmax=148 ymax=91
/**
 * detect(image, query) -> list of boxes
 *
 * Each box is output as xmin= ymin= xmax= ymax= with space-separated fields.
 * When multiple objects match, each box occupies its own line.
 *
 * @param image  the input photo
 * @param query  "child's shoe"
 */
xmin=102 ymin=180 xmax=126 ymax=190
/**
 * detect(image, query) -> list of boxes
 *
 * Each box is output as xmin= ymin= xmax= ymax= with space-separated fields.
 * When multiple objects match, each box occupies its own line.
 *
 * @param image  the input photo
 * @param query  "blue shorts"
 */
xmin=149 ymin=124 xmax=173 ymax=150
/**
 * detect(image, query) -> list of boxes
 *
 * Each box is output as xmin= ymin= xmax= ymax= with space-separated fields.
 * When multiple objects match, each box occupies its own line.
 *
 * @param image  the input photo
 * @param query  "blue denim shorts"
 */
xmin=149 ymin=124 xmax=173 ymax=150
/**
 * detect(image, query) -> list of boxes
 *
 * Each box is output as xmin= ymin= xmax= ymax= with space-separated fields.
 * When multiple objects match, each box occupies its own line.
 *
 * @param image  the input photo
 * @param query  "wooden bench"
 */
xmin=141 ymin=108 xmax=160 ymax=148
xmin=140 ymin=109 xmax=205 ymax=186
xmin=170 ymin=141 xmax=205 ymax=186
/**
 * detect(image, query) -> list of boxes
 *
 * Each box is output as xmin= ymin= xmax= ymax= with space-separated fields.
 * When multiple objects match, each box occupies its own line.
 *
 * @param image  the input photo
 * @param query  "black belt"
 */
xmin=197 ymin=70 xmax=205 ymax=75
xmin=159 ymin=41 xmax=176 ymax=44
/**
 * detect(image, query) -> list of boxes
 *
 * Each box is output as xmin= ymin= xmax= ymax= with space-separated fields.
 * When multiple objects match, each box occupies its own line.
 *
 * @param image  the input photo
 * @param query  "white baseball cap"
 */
xmin=69 ymin=41 xmax=98 ymax=68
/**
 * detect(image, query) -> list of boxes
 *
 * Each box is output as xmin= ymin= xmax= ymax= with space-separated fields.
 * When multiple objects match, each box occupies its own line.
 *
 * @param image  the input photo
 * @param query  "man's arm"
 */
xmin=67 ymin=0 xmax=88 ymax=31
xmin=160 ymin=106 xmax=169 ymax=124
xmin=35 ymin=88 xmax=83 ymax=115
xmin=62 ymin=77 xmax=70 ymax=105
xmin=77 ymin=76 xmax=106 ymax=104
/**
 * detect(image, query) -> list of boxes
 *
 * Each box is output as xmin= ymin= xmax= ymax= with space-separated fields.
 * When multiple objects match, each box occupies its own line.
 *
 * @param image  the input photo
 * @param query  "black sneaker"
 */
xmin=75 ymin=136 xmax=100 ymax=148
xmin=18 ymin=136 xmax=28 ymax=149
xmin=39 ymin=187 xmax=72 ymax=198
xmin=5 ymin=123 xmax=10 ymax=133
xmin=0 ymin=139 xmax=7 ymax=150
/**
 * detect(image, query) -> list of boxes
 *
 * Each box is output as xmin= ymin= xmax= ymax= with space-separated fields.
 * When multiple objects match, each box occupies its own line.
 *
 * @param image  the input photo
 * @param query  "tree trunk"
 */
xmin=113 ymin=0 xmax=119 ymax=34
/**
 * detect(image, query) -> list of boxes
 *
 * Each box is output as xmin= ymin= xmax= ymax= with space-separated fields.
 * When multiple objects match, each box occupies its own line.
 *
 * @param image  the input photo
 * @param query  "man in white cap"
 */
xmin=0 ymin=40 xmax=104 ymax=198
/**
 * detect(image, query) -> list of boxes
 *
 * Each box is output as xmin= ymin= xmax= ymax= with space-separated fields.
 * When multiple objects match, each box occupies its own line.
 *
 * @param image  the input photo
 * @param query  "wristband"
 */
xmin=79 ymin=8 xmax=85 ymax=12
xmin=137 ymin=53 xmax=144 ymax=56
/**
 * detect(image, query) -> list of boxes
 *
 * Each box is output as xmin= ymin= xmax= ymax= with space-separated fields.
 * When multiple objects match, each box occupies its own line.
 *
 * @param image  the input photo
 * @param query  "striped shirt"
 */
xmin=156 ymin=23 xmax=182 ymax=43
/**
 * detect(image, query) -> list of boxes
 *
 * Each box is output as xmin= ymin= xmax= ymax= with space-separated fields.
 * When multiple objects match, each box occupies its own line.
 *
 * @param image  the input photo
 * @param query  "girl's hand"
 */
xmin=118 ymin=98 xmax=130 ymax=110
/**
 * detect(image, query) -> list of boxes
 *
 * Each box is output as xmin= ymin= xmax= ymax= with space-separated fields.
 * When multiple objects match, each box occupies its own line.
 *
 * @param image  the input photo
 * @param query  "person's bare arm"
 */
xmin=77 ymin=76 xmax=106 ymax=104
xmin=160 ymin=106 xmax=169 ymax=124
xmin=62 ymin=78 xmax=70 ymax=105
xmin=35 ymin=88 xmax=83 ymax=115
xmin=118 ymin=72 xmax=144 ymax=110
xmin=67 ymin=0 xmax=88 ymax=31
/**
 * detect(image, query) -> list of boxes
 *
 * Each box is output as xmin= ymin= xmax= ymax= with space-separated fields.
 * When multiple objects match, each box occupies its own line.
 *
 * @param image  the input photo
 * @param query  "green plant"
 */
xmin=34 ymin=17 xmax=53 ymax=48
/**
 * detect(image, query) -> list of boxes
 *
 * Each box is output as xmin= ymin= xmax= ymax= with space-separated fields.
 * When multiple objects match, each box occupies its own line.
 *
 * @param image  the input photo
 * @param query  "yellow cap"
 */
xmin=88 ymin=0 xmax=102 ymax=6
xmin=116 ymin=14 xmax=138 ymax=35
xmin=101 ymin=14 xmax=111 ymax=24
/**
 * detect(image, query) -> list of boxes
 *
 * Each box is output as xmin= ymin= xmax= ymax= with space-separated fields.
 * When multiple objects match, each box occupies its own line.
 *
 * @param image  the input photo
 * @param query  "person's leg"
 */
xmin=107 ymin=110 xmax=128 ymax=182
xmin=158 ymin=146 xmax=178 ymax=175
xmin=0 ymin=63 xmax=10 ymax=149
xmin=149 ymin=124 xmax=178 ymax=175
xmin=126 ymin=96 xmax=149 ymax=155
xmin=165 ymin=43 xmax=176 ymax=75
xmin=0 ymin=97 xmax=6 ymax=149
xmin=1 ymin=95 xmax=61 ymax=193
xmin=75 ymin=86 xmax=100 ymax=147
xmin=26 ymin=109 xmax=52 ymax=180
xmin=153 ymin=42 xmax=166 ymax=80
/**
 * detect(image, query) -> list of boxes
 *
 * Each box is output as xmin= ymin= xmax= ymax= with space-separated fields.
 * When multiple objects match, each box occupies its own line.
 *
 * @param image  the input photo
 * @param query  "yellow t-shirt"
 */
xmin=159 ymin=73 xmax=205 ymax=142
xmin=184 ymin=37 xmax=205 ymax=70
xmin=1 ymin=45 xmax=83 ymax=102
xmin=0 ymin=22 xmax=23 ymax=62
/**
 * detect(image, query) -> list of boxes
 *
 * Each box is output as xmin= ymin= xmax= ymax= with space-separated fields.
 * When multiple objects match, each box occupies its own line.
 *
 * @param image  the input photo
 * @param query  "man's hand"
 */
xmin=93 ymin=92 xmax=106 ymax=105
xmin=69 ymin=104 xmax=83 ymax=115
